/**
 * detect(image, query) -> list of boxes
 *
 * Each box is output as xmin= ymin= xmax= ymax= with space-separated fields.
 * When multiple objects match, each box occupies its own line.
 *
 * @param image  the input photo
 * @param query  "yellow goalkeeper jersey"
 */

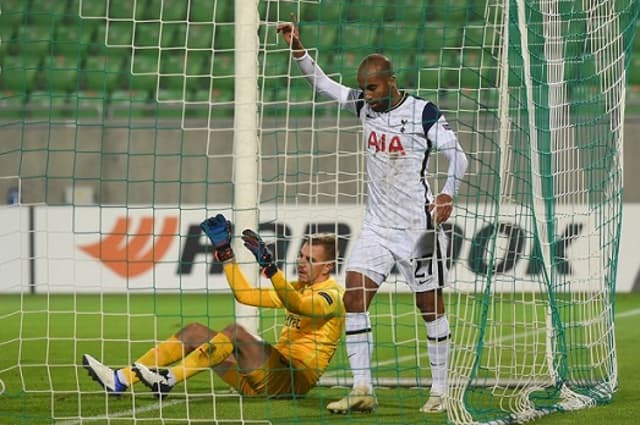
xmin=223 ymin=263 xmax=344 ymax=374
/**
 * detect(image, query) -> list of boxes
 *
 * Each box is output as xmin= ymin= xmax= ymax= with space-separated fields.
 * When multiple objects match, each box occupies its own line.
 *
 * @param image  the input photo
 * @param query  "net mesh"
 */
xmin=0 ymin=0 xmax=637 ymax=424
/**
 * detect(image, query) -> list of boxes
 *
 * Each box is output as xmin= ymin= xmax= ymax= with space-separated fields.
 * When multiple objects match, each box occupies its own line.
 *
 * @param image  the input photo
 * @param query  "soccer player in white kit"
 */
xmin=277 ymin=22 xmax=468 ymax=414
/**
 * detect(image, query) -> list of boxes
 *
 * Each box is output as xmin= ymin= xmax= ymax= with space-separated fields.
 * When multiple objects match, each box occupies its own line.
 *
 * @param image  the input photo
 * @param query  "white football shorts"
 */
xmin=345 ymin=222 xmax=449 ymax=292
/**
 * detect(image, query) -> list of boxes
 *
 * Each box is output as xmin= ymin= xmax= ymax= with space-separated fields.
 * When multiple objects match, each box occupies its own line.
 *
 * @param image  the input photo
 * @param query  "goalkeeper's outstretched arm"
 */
xmin=200 ymin=214 xmax=281 ymax=308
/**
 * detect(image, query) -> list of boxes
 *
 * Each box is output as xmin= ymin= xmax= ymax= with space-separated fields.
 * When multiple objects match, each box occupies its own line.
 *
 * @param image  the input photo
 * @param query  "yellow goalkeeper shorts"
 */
xmin=218 ymin=348 xmax=319 ymax=397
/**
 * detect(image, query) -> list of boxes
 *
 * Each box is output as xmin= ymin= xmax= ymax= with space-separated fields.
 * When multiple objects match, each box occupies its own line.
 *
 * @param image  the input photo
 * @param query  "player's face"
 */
xmin=358 ymin=68 xmax=396 ymax=112
xmin=297 ymin=243 xmax=332 ymax=284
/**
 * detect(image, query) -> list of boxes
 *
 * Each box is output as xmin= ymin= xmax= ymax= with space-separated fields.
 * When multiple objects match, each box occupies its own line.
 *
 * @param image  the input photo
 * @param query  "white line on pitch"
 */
xmin=323 ymin=305 xmax=640 ymax=377
xmin=60 ymin=307 xmax=640 ymax=421
xmin=56 ymin=399 xmax=184 ymax=425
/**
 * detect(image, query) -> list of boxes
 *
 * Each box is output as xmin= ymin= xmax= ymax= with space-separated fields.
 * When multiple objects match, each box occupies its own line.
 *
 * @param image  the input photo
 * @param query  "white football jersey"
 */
xmin=295 ymin=53 xmax=467 ymax=230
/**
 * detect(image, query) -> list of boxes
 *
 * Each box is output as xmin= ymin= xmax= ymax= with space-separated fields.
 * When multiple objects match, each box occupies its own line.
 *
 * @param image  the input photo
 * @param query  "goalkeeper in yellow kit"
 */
xmin=82 ymin=214 xmax=344 ymax=398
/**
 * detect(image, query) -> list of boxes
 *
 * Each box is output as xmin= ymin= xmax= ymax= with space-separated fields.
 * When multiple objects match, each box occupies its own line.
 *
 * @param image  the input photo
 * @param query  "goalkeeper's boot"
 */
xmin=420 ymin=393 xmax=446 ymax=413
xmin=326 ymin=386 xmax=377 ymax=414
xmin=133 ymin=362 xmax=175 ymax=399
xmin=82 ymin=354 xmax=127 ymax=394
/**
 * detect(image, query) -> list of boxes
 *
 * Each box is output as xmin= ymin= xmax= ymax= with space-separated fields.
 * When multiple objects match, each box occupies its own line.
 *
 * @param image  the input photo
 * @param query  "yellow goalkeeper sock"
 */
xmin=171 ymin=333 xmax=234 ymax=383
xmin=120 ymin=335 xmax=183 ymax=386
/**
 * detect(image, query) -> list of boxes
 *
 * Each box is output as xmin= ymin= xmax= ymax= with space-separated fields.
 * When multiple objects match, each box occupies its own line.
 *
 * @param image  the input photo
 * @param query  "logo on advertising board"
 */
xmin=78 ymin=216 xmax=178 ymax=278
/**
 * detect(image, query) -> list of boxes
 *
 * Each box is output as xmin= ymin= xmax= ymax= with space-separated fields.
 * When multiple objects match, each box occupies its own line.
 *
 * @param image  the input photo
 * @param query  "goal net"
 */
xmin=0 ymin=0 xmax=637 ymax=424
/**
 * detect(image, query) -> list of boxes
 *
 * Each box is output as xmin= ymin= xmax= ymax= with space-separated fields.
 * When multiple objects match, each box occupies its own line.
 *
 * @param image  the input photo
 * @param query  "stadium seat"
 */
xmin=186 ymin=88 xmax=233 ymax=117
xmin=211 ymin=52 xmax=234 ymax=91
xmin=422 ymin=22 xmax=462 ymax=53
xmin=109 ymin=89 xmax=152 ymax=118
xmin=214 ymin=25 xmax=235 ymax=51
xmin=327 ymin=50 xmax=360 ymax=87
xmin=102 ymin=21 xmax=134 ymax=48
xmin=416 ymin=52 xmax=453 ymax=91
xmin=187 ymin=25 xmax=215 ymax=50
xmin=338 ymin=23 xmax=379 ymax=53
xmin=107 ymin=0 xmax=135 ymax=20
xmin=386 ymin=0 xmax=429 ymax=23
xmin=431 ymin=0 xmax=470 ymax=23
xmin=0 ymin=91 xmax=27 ymax=120
xmin=211 ymin=87 xmax=235 ymax=117
xmin=190 ymin=0 xmax=231 ymax=23
xmin=467 ymin=0 xmax=488 ymax=22
xmin=0 ymin=0 xmax=29 ymax=29
xmin=286 ymin=80 xmax=316 ymax=117
xmin=14 ymin=25 xmax=52 ymax=57
xmin=134 ymin=22 xmax=180 ymax=49
xmin=300 ymin=23 xmax=338 ymax=53
xmin=128 ymin=52 xmax=160 ymax=92
xmin=452 ymin=50 xmax=497 ymax=89
xmin=261 ymin=50 xmax=291 ymax=78
xmin=302 ymin=1 xmax=346 ymax=22
xmin=389 ymin=55 xmax=416 ymax=88
xmin=0 ymin=26 xmax=16 ymax=58
xmin=43 ymin=55 xmax=80 ymax=92
xmin=262 ymin=0 xmax=299 ymax=22
xmin=144 ymin=0 xmax=188 ymax=21
xmin=160 ymin=51 xmax=206 ymax=76
xmin=378 ymin=24 xmax=421 ymax=53
xmin=346 ymin=0 xmax=386 ymax=23
xmin=53 ymin=24 xmax=93 ymax=57
xmin=28 ymin=0 xmax=67 ymax=26
xmin=27 ymin=90 xmax=72 ymax=119
xmin=0 ymin=55 xmax=41 ymax=92
xmin=82 ymin=54 xmax=125 ymax=91
xmin=152 ymin=89 xmax=188 ymax=119
xmin=74 ymin=0 xmax=107 ymax=20
xmin=158 ymin=52 xmax=207 ymax=92
xmin=260 ymin=75 xmax=287 ymax=102
xmin=626 ymin=55 xmax=640 ymax=85
xmin=72 ymin=90 xmax=109 ymax=120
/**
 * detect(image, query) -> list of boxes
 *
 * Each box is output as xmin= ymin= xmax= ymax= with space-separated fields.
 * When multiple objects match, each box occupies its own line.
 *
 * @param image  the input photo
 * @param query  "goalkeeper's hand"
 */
xmin=200 ymin=214 xmax=234 ymax=263
xmin=241 ymin=229 xmax=278 ymax=278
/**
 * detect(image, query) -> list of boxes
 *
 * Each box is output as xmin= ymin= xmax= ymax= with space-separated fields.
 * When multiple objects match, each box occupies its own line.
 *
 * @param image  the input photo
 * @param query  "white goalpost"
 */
xmin=0 ymin=0 xmax=636 ymax=424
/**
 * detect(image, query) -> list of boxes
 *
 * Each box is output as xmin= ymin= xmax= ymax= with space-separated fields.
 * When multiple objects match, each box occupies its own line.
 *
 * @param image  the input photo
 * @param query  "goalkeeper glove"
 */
xmin=200 ymin=214 xmax=234 ymax=263
xmin=241 ymin=229 xmax=278 ymax=278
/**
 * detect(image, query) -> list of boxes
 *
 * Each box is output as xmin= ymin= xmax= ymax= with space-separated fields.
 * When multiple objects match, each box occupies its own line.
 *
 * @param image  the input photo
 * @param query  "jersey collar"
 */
xmin=384 ymin=91 xmax=408 ymax=113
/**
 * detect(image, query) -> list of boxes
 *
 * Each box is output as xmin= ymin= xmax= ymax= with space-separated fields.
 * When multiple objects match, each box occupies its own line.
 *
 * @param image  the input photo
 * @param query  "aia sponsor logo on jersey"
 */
xmin=367 ymin=130 xmax=406 ymax=157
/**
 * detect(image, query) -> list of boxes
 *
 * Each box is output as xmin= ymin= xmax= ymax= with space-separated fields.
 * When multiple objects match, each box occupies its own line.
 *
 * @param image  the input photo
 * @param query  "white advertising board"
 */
xmin=1 ymin=204 xmax=639 ymax=293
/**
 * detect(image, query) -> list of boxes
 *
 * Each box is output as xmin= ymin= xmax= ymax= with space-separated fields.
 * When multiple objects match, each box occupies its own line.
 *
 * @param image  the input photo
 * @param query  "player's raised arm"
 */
xmin=200 ymin=215 xmax=280 ymax=308
xmin=276 ymin=22 xmax=306 ymax=58
xmin=277 ymin=22 xmax=357 ymax=109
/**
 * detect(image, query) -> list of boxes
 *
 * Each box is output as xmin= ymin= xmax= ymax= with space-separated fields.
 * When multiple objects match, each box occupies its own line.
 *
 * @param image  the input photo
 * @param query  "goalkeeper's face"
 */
xmin=297 ymin=243 xmax=333 ymax=285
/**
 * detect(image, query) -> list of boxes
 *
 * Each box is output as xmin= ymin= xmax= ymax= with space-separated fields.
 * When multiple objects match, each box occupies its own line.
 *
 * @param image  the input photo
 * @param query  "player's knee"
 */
xmin=222 ymin=323 xmax=248 ymax=337
xmin=343 ymin=289 xmax=366 ymax=312
xmin=178 ymin=322 xmax=213 ymax=349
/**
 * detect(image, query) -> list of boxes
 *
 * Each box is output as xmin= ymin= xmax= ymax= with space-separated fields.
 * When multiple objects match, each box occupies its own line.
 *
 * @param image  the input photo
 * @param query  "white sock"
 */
xmin=425 ymin=315 xmax=450 ymax=396
xmin=345 ymin=312 xmax=373 ymax=393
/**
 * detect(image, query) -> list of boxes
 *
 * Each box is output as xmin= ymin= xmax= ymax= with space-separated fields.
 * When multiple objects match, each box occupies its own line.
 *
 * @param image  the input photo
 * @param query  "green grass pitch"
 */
xmin=0 ymin=293 xmax=638 ymax=425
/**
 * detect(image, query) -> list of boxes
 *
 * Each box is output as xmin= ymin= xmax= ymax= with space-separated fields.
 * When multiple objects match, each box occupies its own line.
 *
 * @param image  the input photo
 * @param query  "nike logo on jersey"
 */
xmin=367 ymin=130 xmax=406 ymax=156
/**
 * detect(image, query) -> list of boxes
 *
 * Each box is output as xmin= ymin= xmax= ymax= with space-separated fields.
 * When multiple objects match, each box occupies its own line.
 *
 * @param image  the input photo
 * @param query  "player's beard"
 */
xmin=369 ymin=94 xmax=392 ymax=112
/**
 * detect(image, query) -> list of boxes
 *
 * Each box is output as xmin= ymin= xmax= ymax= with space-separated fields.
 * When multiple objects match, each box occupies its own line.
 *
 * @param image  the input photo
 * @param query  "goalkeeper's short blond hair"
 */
xmin=305 ymin=233 xmax=337 ymax=269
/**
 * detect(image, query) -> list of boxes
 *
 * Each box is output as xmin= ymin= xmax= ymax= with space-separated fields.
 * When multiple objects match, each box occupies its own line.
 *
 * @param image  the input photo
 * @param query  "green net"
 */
xmin=0 ymin=0 xmax=637 ymax=424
